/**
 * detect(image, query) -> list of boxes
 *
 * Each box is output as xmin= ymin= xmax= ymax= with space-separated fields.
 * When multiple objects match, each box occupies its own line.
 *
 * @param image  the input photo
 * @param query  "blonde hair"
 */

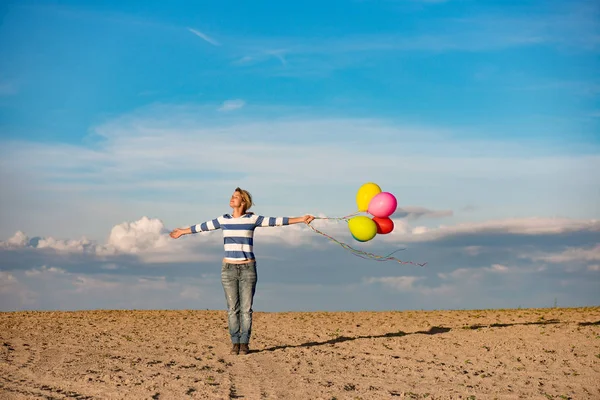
xmin=235 ymin=187 xmax=253 ymax=214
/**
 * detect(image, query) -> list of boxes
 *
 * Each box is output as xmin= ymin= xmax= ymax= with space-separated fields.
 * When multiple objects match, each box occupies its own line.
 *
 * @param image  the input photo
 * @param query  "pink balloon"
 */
xmin=368 ymin=192 xmax=397 ymax=218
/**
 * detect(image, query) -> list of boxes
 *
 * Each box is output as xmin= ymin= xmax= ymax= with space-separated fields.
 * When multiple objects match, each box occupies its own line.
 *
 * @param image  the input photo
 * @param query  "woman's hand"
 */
xmin=169 ymin=228 xmax=185 ymax=239
xmin=303 ymin=215 xmax=315 ymax=224
xmin=287 ymin=216 xmax=316 ymax=225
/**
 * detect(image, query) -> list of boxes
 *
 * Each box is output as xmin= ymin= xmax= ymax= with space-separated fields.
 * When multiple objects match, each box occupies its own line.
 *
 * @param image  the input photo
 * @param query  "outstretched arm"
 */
xmin=289 ymin=215 xmax=315 ymax=225
xmin=255 ymin=215 xmax=314 ymax=228
xmin=170 ymin=227 xmax=192 ymax=239
xmin=170 ymin=217 xmax=222 ymax=239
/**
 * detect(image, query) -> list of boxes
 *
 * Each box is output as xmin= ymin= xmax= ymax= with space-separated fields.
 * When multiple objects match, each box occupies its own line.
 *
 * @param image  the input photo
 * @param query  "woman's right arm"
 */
xmin=170 ymin=217 xmax=222 ymax=239
xmin=169 ymin=227 xmax=192 ymax=239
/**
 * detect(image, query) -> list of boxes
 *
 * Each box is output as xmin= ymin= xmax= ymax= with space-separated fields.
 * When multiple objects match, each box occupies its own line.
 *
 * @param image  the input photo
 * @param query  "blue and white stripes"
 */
xmin=190 ymin=214 xmax=290 ymax=261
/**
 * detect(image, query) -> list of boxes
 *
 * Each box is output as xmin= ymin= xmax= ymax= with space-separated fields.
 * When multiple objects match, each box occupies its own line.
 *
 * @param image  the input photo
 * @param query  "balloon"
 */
xmin=372 ymin=216 xmax=394 ymax=234
xmin=348 ymin=216 xmax=377 ymax=242
xmin=356 ymin=182 xmax=382 ymax=212
xmin=368 ymin=192 xmax=397 ymax=218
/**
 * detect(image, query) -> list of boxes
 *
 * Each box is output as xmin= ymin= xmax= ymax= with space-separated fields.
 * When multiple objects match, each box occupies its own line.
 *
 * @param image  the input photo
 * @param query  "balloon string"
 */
xmin=307 ymin=215 xmax=427 ymax=267
xmin=314 ymin=211 xmax=361 ymax=221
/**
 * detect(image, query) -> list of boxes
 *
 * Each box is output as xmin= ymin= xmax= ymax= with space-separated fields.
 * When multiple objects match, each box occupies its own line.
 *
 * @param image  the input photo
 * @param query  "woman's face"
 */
xmin=230 ymin=191 xmax=244 ymax=208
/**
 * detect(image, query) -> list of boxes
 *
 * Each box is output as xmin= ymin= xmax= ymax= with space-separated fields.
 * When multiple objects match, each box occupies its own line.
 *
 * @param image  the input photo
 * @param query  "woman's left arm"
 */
xmin=288 ymin=215 xmax=315 ymax=224
xmin=255 ymin=215 xmax=314 ymax=227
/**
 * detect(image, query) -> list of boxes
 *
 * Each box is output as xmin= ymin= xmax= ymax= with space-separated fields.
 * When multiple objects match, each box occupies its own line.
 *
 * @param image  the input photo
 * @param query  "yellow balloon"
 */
xmin=356 ymin=182 xmax=382 ymax=212
xmin=348 ymin=216 xmax=377 ymax=242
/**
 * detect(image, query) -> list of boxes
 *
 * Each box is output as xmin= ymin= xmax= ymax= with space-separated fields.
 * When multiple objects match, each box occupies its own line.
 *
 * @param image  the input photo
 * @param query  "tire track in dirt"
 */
xmin=0 ymin=370 xmax=95 ymax=400
xmin=18 ymin=343 xmax=38 ymax=371
xmin=227 ymin=358 xmax=264 ymax=399
xmin=227 ymin=351 xmax=277 ymax=399
xmin=0 ymin=380 xmax=50 ymax=400
xmin=2 ymin=339 xmax=39 ymax=370
xmin=2 ymin=341 xmax=15 ymax=364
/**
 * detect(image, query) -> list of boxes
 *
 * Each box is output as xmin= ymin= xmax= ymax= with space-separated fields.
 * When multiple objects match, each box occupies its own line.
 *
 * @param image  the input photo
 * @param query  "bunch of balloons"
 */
xmin=306 ymin=182 xmax=425 ymax=266
xmin=348 ymin=182 xmax=397 ymax=242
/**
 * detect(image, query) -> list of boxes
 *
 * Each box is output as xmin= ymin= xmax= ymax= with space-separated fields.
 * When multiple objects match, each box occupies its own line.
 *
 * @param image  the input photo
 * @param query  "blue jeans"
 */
xmin=221 ymin=261 xmax=257 ymax=344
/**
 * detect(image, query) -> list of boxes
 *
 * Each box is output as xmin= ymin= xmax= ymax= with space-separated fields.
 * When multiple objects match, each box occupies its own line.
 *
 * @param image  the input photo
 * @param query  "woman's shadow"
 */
xmin=255 ymin=318 xmax=572 ymax=353
xmin=258 ymin=325 xmax=451 ymax=353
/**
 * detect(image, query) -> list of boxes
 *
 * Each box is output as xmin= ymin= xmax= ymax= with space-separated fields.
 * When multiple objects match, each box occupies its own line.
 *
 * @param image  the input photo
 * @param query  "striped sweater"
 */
xmin=190 ymin=213 xmax=290 ymax=261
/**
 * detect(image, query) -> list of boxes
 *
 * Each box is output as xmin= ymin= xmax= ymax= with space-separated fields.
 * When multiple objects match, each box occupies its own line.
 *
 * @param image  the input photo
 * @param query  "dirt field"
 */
xmin=1 ymin=307 xmax=599 ymax=399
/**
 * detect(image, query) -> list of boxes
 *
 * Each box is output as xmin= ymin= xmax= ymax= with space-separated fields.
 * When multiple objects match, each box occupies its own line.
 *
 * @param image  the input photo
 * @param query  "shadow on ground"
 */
xmin=578 ymin=320 xmax=600 ymax=326
xmin=256 ymin=318 xmax=600 ymax=353
xmin=464 ymin=319 xmax=561 ymax=330
xmin=255 ymin=318 xmax=600 ymax=353
xmin=260 ymin=326 xmax=451 ymax=352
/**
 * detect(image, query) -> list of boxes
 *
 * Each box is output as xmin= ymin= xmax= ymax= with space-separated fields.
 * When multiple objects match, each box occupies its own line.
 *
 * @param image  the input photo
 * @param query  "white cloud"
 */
xmin=389 ymin=217 xmax=600 ymax=243
xmin=1 ymin=231 xmax=96 ymax=253
xmin=0 ymin=272 xmax=36 ymax=308
xmin=105 ymin=217 xmax=171 ymax=254
xmin=489 ymin=263 xmax=509 ymax=273
xmin=72 ymin=275 xmax=121 ymax=292
xmin=4 ymin=231 xmax=29 ymax=247
xmin=0 ymin=216 xmax=221 ymax=263
xmin=0 ymin=264 xmax=226 ymax=311
xmin=463 ymin=246 xmax=483 ymax=256
xmin=526 ymin=244 xmax=600 ymax=263
xmin=0 ymin=215 xmax=332 ymax=264
xmin=218 ymin=99 xmax=246 ymax=112
xmin=71 ymin=275 xmax=171 ymax=294
xmin=2 ymin=107 xmax=597 ymax=206
xmin=438 ymin=264 xmax=512 ymax=281
xmin=364 ymin=275 xmax=454 ymax=296
xmin=188 ymin=28 xmax=220 ymax=46
xmin=36 ymin=237 xmax=95 ymax=253
xmin=265 ymin=50 xmax=287 ymax=65
xmin=1 ymin=216 xmax=598 ymax=311
xmin=25 ymin=265 xmax=67 ymax=276
xmin=0 ymin=271 xmax=18 ymax=286
xmin=393 ymin=206 xmax=453 ymax=220
xmin=179 ymin=285 xmax=203 ymax=300
xmin=364 ymin=263 xmax=519 ymax=305
xmin=233 ymin=56 xmax=254 ymax=65
xmin=2 ymin=213 xmax=599 ymax=270
xmin=364 ymin=275 xmax=423 ymax=291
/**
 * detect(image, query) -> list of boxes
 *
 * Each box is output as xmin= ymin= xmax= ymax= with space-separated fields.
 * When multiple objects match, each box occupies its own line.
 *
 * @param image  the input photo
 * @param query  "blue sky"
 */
xmin=0 ymin=0 xmax=598 ymax=312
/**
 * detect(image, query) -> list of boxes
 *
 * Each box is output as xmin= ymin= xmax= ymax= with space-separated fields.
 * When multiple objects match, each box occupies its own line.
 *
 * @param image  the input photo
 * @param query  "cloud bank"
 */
xmin=1 ymin=211 xmax=598 ymax=311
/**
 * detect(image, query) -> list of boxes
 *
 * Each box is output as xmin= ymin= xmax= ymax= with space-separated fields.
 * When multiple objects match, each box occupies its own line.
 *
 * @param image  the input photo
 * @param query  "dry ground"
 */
xmin=1 ymin=307 xmax=599 ymax=399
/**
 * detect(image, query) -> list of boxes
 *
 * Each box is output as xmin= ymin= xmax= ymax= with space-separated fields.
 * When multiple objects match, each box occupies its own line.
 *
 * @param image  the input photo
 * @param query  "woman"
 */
xmin=169 ymin=187 xmax=315 ymax=355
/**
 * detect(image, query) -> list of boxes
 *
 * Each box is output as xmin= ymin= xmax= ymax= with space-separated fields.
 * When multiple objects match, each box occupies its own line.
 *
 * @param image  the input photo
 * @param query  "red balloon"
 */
xmin=372 ymin=217 xmax=394 ymax=234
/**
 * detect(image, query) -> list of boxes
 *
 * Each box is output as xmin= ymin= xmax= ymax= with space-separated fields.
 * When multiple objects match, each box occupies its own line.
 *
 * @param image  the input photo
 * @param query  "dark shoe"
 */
xmin=239 ymin=343 xmax=249 ymax=355
xmin=230 ymin=343 xmax=240 ymax=355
